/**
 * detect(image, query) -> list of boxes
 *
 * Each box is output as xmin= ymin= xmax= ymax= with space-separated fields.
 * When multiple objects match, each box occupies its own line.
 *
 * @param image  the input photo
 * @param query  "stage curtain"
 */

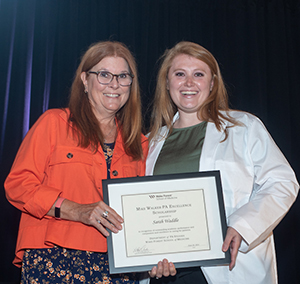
xmin=0 ymin=0 xmax=299 ymax=282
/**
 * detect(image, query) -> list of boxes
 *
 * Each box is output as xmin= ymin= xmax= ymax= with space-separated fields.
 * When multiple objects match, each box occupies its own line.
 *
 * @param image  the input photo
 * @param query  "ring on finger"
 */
xmin=102 ymin=210 xmax=109 ymax=218
xmin=97 ymin=219 xmax=101 ymax=224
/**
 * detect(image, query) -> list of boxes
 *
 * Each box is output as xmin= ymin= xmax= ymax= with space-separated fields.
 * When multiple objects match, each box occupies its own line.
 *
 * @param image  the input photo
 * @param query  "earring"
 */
xmin=84 ymin=86 xmax=88 ymax=94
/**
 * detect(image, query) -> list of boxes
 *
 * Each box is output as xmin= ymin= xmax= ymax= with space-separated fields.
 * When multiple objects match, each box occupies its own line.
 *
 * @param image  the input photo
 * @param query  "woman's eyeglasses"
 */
xmin=88 ymin=71 xmax=133 ymax=87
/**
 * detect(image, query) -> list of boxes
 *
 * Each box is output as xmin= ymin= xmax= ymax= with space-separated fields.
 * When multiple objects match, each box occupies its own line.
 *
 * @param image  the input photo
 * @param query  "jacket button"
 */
xmin=112 ymin=170 xmax=118 ymax=176
xmin=67 ymin=153 xmax=73 ymax=159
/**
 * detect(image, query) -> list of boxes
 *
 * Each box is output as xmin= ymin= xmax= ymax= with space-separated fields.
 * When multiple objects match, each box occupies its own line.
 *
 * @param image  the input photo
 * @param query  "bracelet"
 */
xmin=55 ymin=197 xmax=65 ymax=219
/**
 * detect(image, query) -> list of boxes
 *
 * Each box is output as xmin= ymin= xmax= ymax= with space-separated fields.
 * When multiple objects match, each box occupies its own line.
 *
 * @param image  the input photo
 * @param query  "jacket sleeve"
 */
xmin=4 ymin=111 xmax=62 ymax=219
xmin=227 ymin=116 xmax=299 ymax=252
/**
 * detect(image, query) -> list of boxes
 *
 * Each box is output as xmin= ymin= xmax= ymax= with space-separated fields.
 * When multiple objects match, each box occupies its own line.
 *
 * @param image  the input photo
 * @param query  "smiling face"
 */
xmin=81 ymin=56 xmax=131 ymax=121
xmin=167 ymin=54 xmax=214 ymax=120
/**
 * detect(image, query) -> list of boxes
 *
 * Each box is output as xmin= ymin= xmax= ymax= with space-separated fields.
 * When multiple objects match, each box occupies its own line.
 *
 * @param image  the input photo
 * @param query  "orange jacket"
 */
xmin=4 ymin=108 xmax=148 ymax=267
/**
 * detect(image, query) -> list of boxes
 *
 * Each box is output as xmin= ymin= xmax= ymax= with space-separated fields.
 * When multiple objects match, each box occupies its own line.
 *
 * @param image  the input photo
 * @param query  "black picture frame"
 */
xmin=102 ymin=170 xmax=230 ymax=274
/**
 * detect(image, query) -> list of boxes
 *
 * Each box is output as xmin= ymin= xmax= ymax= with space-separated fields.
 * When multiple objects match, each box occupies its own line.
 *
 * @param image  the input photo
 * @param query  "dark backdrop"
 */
xmin=1 ymin=0 xmax=299 ymax=283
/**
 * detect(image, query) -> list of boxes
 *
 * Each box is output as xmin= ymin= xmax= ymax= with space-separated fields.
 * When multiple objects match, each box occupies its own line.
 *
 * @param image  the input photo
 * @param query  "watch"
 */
xmin=55 ymin=197 xmax=65 ymax=219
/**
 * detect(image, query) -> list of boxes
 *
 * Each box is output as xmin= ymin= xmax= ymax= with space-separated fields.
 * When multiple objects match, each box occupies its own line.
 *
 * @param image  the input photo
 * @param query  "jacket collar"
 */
xmin=60 ymin=108 xmax=147 ymax=157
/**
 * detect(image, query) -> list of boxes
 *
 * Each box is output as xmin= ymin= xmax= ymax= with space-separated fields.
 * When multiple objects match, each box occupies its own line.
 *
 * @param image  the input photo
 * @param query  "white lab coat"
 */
xmin=141 ymin=110 xmax=299 ymax=284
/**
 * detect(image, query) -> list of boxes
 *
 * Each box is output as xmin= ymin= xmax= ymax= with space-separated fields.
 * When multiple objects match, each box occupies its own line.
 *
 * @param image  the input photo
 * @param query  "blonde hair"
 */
xmin=68 ymin=41 xmax=144 ymax=160
xmin=149 ymin=41 xmax=239 ymax=142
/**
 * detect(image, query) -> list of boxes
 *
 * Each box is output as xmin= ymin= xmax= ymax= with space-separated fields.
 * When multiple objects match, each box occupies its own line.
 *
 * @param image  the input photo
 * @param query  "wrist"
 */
xmin=55 ymin=197 xmax=65 ymax=219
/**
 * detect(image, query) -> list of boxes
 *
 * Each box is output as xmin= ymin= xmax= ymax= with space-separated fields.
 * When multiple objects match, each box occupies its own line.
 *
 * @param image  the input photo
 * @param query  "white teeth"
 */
xmin=104 ymin=94 xmax=119 ymax=98
xmin=181 ymin=91 xmax=197 ymax=95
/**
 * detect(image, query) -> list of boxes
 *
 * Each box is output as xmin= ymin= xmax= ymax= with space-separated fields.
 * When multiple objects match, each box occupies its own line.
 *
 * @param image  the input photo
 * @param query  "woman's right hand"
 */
xmin=149 ymin=259 xmax=177 ymax=279
xmin=49 ymin=199 xmax=124 ymax=237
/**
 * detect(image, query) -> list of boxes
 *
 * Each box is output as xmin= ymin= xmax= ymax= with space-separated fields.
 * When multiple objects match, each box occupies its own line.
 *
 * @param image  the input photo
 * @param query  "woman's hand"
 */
xmin=49 ymin=199 xmax=124 ymax=237
xmin=222 ymin=227 xmax=242 ymax=270
xmin=149 ymin=259 xmax=176 ymax=279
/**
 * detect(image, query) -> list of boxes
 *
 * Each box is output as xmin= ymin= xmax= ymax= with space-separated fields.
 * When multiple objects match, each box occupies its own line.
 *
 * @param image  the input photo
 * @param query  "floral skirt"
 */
xmin=21 ymin=247 xmax=140 ymax=283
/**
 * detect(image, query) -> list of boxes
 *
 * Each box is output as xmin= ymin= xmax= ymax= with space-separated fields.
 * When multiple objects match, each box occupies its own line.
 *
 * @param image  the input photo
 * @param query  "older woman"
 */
xmin=144 ymin=41 xmax=299 ymax=284
xmin=5 ymin=41 xmax=148 ymax=283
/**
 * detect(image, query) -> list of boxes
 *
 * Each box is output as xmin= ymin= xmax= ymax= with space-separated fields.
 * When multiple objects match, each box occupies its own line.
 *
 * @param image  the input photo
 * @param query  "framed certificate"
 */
xmin=102 ymin=171 xmax=230 ymax=274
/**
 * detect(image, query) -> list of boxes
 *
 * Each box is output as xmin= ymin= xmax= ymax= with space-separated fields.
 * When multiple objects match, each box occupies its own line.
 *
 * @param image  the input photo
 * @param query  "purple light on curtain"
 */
xmin=23 ymin=5 xmax=36 ymax=138
xmin=0 ymin=1 xmax=17 ymax=160
xmin=43 ymin=35 xmax=54 ymax=112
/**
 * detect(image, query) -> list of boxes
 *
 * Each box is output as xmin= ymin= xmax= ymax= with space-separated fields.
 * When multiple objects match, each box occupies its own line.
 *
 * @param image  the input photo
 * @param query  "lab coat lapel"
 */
xmin=200 ymin=120 xmax=227 ymax=171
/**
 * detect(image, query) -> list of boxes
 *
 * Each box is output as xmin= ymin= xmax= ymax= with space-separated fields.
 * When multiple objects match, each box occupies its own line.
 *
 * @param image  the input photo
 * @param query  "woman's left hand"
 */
xmin=222 ymin=227 xmax=242 ymax=270
xmin=70 ymin=200 xmax=124 ymax=237
xmin=49 ymin=199 xmax=124 ymax=237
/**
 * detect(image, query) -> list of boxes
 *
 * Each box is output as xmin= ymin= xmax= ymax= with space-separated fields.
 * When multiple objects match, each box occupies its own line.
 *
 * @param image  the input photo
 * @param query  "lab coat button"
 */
xmin=112 ymin=170 xmax=118 ymax=176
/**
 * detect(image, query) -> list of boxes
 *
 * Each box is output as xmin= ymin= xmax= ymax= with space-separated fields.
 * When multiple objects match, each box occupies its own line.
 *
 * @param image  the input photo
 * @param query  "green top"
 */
xmin=153 ymin=121 xmax=207 ymax=175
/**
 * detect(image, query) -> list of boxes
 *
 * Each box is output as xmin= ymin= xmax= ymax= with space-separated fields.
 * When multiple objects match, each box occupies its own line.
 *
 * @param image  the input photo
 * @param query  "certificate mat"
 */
xmin=102 ymin=171 xmax=230 ymax=274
